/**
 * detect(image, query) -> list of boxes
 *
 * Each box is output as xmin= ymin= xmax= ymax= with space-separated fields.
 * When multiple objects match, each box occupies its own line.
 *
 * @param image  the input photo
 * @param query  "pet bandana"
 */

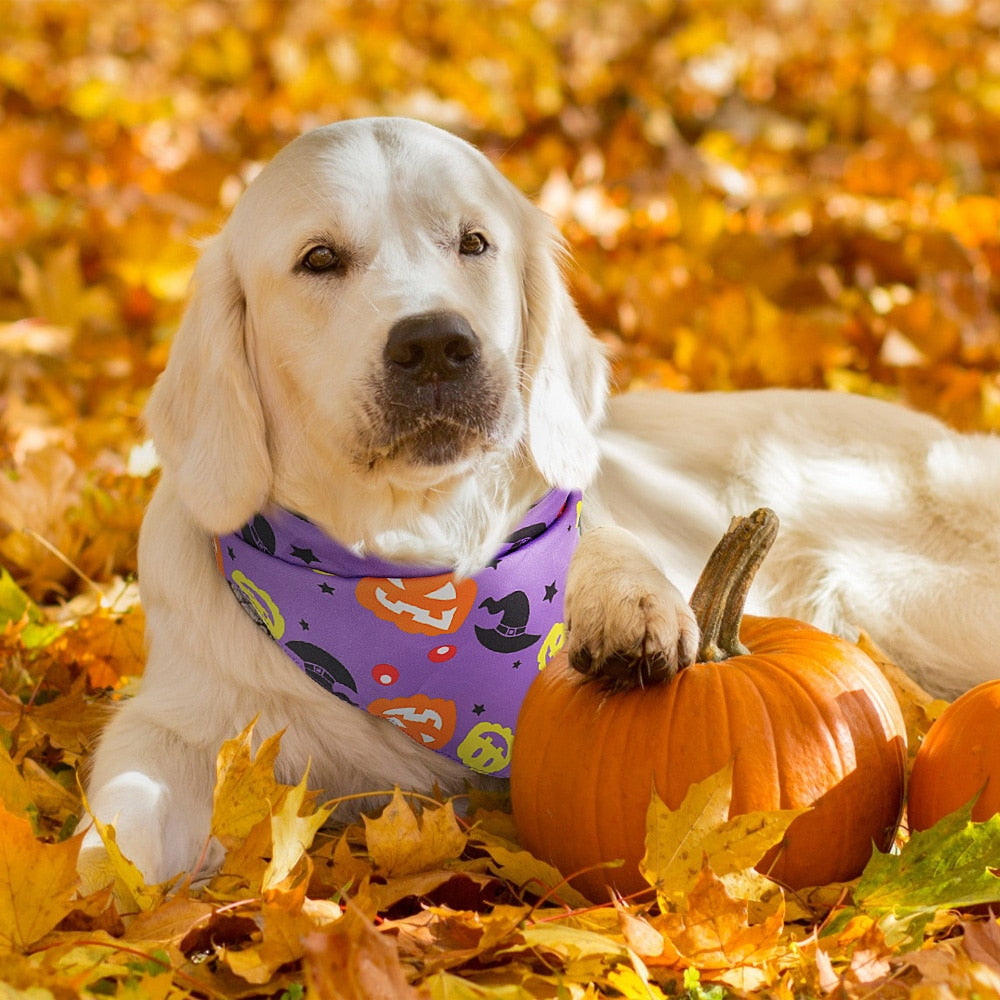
xmin=215 ymin=489 xmax=581 ymax=777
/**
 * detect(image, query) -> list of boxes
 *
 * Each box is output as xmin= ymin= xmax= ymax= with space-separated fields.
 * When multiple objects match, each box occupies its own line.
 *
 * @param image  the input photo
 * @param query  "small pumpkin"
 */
xmin=511 ymin=509 xmax=907 ymax=900
xmin=908 ymin=679 xmax=1000 ymax=830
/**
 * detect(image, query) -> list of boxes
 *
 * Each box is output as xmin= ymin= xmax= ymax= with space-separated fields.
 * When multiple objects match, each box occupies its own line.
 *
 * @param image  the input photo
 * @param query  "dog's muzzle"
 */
xmin=365 ymin=310 xmax=507 ymax=467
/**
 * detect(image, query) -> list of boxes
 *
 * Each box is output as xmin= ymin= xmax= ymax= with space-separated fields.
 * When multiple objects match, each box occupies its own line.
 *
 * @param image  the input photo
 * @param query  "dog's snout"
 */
xmin=385 ymin=312 xmax=480 ymax=383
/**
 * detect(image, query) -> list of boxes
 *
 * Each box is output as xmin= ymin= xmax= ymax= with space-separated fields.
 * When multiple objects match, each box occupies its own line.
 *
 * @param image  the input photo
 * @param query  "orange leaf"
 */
xmin=304 ymin=902 xmax=424 ymax=1000
xmin=646 ymin=863 xmax=784 ymax=989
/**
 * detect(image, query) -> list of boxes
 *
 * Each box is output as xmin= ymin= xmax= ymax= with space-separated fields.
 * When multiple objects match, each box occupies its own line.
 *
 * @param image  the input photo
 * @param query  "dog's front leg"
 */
xmin=77 ymin=706 xmax=220 ymax=894
xmin=565 ymin=526 xmax=699 ymax=689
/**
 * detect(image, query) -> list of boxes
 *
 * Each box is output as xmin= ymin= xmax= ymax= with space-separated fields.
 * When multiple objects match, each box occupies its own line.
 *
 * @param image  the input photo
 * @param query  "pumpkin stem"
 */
xmin=689 ymin=508 xmax=779 ymax=662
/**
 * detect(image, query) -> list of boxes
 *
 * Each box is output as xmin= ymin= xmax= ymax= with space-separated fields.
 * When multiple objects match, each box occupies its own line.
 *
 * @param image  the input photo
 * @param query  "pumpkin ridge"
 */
xmin=728 ymin=660 xmax=780 ymax=815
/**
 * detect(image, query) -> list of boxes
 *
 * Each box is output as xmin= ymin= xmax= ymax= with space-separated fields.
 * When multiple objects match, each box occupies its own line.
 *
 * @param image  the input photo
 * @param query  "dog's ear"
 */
xmin=145 ymin=236 xmax=271 ymax=532
xmin=521 ymin=209 xmax=608 ymax=490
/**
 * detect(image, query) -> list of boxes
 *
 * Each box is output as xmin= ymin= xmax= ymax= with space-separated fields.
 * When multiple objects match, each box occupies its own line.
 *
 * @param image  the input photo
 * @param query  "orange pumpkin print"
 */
xmin=355 ymin=574 xmax=477 ymax=636
xmin=367 ymin=694 xmax=457 ymax=749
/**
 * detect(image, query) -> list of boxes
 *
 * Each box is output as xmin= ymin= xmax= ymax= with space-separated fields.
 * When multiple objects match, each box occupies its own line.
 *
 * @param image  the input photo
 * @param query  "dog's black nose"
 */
xmin=384 ymin=312 xmax=480 ymax=383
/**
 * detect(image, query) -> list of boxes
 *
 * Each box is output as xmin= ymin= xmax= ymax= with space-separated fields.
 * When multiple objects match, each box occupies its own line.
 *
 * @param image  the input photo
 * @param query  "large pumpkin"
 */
xmin=908 ymin=679 xmax=1000 ymax=830
xmin=511 ymin=509 xmax=907 ymax=900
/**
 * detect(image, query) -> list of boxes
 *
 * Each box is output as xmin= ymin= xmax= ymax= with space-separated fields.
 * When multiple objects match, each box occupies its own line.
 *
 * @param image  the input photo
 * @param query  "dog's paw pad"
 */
xmin=570 ymin=643 xmax=676 ymax=690
xmin=565 ymin=590 xmax=698 ymax=692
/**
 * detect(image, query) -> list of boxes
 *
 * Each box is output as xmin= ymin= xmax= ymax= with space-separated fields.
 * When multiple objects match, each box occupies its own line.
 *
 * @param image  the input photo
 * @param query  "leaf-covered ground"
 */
xmin=2 ymin=1 xmax=1000 ymax=996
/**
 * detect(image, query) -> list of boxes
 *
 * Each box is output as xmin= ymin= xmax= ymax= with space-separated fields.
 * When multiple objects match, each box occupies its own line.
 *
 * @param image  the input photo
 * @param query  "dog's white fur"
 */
xmin=80 ymin=118 xmax=1000 ymax=889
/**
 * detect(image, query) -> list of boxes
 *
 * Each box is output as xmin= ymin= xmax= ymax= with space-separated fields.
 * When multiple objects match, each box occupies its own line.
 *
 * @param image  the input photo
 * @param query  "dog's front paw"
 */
xmin=565 ymin=527 xmax=699 ymax=691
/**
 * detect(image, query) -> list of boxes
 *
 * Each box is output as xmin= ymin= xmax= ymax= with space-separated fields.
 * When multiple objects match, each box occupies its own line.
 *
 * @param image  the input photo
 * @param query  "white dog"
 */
xmin=79 ymin=117 xmax=1000 ymax=889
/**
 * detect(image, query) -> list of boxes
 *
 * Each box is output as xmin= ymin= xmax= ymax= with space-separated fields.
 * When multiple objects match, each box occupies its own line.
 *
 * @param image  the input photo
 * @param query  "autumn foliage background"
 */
xmin=2 ymin=0 xmax=1000 ymax=997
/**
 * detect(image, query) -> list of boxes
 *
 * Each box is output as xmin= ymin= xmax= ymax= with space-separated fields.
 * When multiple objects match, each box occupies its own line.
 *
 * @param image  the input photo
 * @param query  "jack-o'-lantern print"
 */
xmin=217 ymin=489 xmax=581 ymax=780
xmin=368 ymin=694 xmax=457 ymax=749
xmin=356 ymin=574 xmax=477 ymax=636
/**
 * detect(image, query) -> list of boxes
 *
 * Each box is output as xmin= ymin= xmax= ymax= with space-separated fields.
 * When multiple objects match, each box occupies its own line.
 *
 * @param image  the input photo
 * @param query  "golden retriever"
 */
xmin=79 ymin=117 xmax=1000 ymax=889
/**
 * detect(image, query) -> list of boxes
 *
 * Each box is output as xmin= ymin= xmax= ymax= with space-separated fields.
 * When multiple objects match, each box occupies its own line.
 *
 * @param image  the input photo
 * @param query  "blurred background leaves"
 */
xmin=1 ymin=0 xmax=998 ymax=601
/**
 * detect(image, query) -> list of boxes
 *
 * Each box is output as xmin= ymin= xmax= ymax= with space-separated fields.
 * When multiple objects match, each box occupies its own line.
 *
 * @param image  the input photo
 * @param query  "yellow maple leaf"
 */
xmin=123 ymin=893 xmax=216 ymax=947
xmin=856 ymin=631 xmax=947 ymax=762
xmin=363 ymin=788 xmax=466 ymax=879
xmin=211 ymin=811 xmax=274 ymax=898
xmin=263 ymin=773 xmax=333 ymax=891
xmin=476 ymin=834 xmax=593 ymax=909
xmin=211 ymin=718 xmax=285 ymax=852
xmin=77 ymin=801 xmax=176 ymax=914
xmin=640 ymin=763 xmax=806 ymax=905
xmin=0 ymin=802 xmax=82 ymax=950
xmin=405 ymin=903 xmax=532 ymax=977
xmin=22 ymin=757 xmax=81 ymax=828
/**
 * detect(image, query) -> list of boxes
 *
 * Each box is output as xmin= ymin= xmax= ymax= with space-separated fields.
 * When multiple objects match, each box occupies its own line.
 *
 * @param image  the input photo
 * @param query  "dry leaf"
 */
xmin=211 ymin=719 xmax=285 ymax=852
xmin=304 ymin=902 xmax=425 ymax=1000
xmin=3 ymin=0 xmax=1000 ymax=994
xmin=0 ymin=803 xmax=82 ymax=950
xmin=641 ymin=763 xmax=807 ymax=904
xmin=263 ymin=773 xmax=332 ymax=890
xmin=364 ymin=788 xmax=466 ymax=878
xmin=648 ymin=863 xmax=785 ymax=990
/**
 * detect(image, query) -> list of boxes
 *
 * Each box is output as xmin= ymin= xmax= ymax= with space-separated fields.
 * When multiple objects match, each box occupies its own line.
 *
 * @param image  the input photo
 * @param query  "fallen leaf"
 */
xmin=647 ymin=863 xmax=785 ymax=990
xmin=852 ymin=802 xmax=1000 ymax=947
xmin=211 ymin=719 xmax=286 ymax=852
xmin=310 ymin=829 xmax=374 ymax=898
xmin=476 ymin=836 xmax=594 ymax=909
xmin=263 ymin=772 xmax=332 ymax=891
xmin=364 ymin=788 xmax=466 ymax=878
xmin=856 ymin=631 xmax=947 ymax=757
xmin=960 ymin=916 xmax=1000 ymax=972
xmin=0 ymin=748 xmax=33 ymax=821
xmin=0 ymin=802 xmax=82 ymax=950
xmin=641 ymin=763 xmax=806 ymax=904
xmin=124 ymin=893 xmax=216 ymax=946
xmin=223 ymin=901 xmax=320 ymax=985
xmin=304 ymin=902 xmax=424 ymax=999
xmin=77 ymin=803 xmax=177 ymax=914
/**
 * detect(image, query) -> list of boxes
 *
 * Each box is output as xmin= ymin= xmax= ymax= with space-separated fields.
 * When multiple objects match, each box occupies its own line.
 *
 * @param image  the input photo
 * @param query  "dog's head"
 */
xmin=147 ymin=118 xmax=607 ymax=553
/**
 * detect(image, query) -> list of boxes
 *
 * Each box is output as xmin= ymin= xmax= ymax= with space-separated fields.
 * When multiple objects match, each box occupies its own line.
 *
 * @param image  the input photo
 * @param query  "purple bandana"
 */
xmin=215 ymin=490 xmax=581 ymax=777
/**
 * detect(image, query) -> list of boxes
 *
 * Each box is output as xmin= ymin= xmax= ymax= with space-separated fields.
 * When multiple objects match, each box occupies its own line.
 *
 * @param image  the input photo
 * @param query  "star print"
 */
xmin=512 ymin=660 xmax=521 ymax=669
xmin=473 ymin=704 xmax=486 ymax=716
xmin=291 ymin=545 xmax=320 ymax=564
xmin=299 ymin=619 xmax=310 ymax=631
xmin=227 ymin=546 xmax=235 ymax=560
xmin=318 ymin=581 xmax=336 ymax=594
xmin=543 ymin=582 xmax=558 ymax=602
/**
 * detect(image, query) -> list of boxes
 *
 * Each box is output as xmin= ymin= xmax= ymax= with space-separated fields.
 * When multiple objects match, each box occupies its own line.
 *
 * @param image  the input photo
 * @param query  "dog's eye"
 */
xmin=302 ymin=245 xmax=342 ymax=272
xmin=458 ymin=231 xmax=489 ymax=256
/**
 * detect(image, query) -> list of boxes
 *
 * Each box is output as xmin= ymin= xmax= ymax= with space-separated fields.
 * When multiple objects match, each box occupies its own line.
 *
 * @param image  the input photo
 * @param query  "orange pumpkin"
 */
xmin=908 ymin=679 xmax=1000 ymax=830
xmin=510 ymin=509 xmax=907 ymax=900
